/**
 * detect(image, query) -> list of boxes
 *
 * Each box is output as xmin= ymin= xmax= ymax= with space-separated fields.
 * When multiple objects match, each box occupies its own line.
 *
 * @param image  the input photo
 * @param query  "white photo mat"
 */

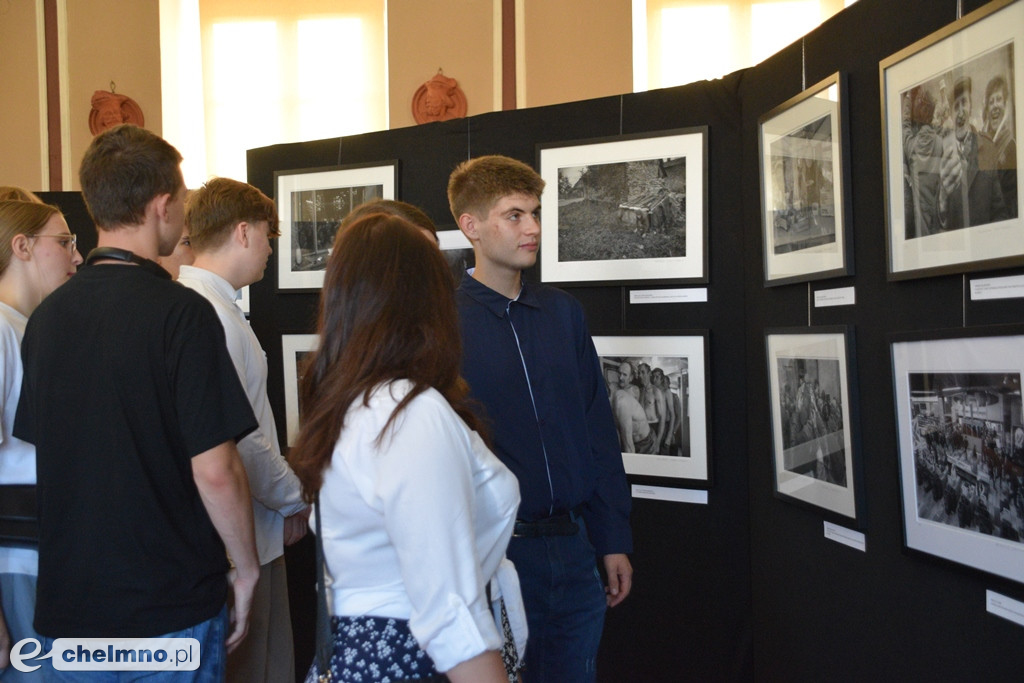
xmin=282 ymin=334 xmax=319 ymax=447
xmin=892 ymin=332 xmax=1024 ymax=585
xmin=276 ymin=163 xmax=397 ymax=290
xmin=766 ymin=330 xmax=860 ymax=522
xmin=881 ymin=0 xmax=1023 ymax=278
xmin=539 ymin=129 xmax=707 ymax=284
xmin=594 ymin=334 xmax=709 ymax=482
xmin=759 ymin=73 xmax=849 ymax=285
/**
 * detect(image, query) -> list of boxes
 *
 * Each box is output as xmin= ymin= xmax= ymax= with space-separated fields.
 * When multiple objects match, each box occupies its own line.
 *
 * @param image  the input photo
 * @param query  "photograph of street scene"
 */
xmin=909 ymin=372 xmax=1024 ymax=544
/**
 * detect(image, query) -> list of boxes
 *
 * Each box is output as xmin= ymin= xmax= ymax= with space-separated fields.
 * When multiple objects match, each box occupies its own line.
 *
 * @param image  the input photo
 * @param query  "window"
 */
xmin=634 ymin=0 xmax=857 ymax=91
xmin=161 ymin=0 xmax=385 ymax=185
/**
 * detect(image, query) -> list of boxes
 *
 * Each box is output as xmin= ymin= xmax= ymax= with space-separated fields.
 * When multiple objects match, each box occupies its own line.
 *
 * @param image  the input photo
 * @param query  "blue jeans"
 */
xmin=39 ymin=606 xmax=227 ymax=682
xmin=506 ymin=518 xmax=607 ymax=683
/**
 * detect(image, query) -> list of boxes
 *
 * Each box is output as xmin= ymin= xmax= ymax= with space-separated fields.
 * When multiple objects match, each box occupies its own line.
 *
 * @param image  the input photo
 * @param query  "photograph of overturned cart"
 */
xmin=556 ymin=157 xmax=686 ymax=262
xmin=538 ymin=127 xmax=707 ymax=284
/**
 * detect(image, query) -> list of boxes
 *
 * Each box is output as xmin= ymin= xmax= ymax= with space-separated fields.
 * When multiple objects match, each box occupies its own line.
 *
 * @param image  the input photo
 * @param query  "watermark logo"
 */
xmin=10 ymin=638 xmax=200 ymax=672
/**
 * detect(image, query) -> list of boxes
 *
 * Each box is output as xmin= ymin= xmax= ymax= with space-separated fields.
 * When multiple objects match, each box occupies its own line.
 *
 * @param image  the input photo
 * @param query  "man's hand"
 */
xmin=603 ymin=553 xmax=633 ymax=608
xmin=284 ymin=507 xmax=311 ymax=546
xmin=939 ymin=134 xmax=963 ymax=197
xmin=225 ymin=566 xmax=259 ymax=654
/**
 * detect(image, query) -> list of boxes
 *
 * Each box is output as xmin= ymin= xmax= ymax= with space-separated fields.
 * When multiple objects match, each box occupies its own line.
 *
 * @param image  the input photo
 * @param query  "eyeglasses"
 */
xmin=29 ymin=233 xmax=77 ymax=254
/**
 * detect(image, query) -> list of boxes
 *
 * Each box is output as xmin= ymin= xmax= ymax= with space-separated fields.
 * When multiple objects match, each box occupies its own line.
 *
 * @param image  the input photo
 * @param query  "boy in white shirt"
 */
xmin=178 ymin=177 xmax=309 ymax=683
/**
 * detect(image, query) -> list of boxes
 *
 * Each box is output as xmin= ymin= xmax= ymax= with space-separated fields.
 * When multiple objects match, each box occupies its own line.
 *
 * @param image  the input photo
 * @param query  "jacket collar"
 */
xmin=459 ymin=270 xmax=539 ymax=318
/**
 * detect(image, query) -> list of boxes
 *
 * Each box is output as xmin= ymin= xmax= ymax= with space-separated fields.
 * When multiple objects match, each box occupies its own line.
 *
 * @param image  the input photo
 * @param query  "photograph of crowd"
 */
xmin=601 ymin=354 xmax=690 ymax=458
xmin=288 ymin=183 xmax=384 ymax=272
xmin=556 ymin=157 xmax=687 ymax=263
xmin=900 ymin=43 xmax=1017 ymax=240
xmin=768 ymin=113 xmax=837 ymax=255
xmin=774 ymin=356 xmax=847 ymax=486
xmin=909 ymin=372 xmax=1024 ymax=544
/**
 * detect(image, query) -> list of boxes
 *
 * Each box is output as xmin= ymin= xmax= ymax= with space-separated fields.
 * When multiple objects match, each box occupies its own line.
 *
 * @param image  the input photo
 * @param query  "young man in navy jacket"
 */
xmin=448 ymin=155 xmax=633 ymax=682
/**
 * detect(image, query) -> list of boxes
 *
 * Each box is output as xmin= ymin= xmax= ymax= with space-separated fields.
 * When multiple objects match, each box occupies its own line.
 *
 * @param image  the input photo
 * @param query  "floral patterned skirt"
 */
xmin=303 ymin=615 xmax=446 ymax=682
xmin=303 ymin=609 xmax=520 ymax=683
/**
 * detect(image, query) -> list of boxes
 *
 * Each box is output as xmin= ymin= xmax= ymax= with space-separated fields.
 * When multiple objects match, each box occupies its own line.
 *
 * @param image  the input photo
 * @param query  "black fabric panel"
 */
xmin=742 ymin=0 xmax=1024 ymax=681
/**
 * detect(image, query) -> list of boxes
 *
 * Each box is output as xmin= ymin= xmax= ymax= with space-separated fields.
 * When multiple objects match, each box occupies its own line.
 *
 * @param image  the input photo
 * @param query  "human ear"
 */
xmin=457 ymin=212 xmax=479 ymax=241
xmin=236 ymin=221 xmax=250 ymax=247
xmin=10 ymin=233 xmax=33 ymax=261
xmin=149 ymin=192 xmax=172 ymax=223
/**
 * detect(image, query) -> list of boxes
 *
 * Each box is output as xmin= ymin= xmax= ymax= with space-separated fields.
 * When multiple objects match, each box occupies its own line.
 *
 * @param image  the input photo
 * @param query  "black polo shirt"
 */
xmin=14 ymin=262 xmax=257 ymax=638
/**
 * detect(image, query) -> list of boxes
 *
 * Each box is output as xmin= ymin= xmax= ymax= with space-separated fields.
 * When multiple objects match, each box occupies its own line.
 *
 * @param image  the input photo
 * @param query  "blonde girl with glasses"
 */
xmin=0 ymin=197 xmax=82 ymax=680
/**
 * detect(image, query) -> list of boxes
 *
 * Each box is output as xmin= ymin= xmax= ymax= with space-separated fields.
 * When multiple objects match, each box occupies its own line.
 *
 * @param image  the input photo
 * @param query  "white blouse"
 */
xmin=317 ymin=380 xmax=524 ymax=673
xmin=0 ymin=301 xmax=38 ymax=575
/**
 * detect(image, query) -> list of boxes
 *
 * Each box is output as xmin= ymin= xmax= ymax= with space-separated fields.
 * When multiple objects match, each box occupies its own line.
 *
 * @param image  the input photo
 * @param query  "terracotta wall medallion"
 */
xmin=89 ymin=89 xmax=145 ymax=135
xmin=412 ymin=71 xmax=467 ymax=124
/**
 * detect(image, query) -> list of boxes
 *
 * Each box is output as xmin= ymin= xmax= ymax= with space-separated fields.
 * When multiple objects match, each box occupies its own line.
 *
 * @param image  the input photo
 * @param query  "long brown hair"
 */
xmin=289 ymin=213 xmax=483 ymax=502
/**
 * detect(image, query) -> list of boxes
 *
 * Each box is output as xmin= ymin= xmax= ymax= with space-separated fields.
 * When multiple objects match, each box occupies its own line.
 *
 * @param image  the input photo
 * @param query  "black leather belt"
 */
xmin=513 ymin=507 xmax=582 ymax=538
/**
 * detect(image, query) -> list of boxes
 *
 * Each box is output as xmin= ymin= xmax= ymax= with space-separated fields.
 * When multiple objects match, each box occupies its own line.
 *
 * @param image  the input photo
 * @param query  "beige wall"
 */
xmin=520 ymin=0 xmax=632 ymax=109
xmin=387 ymin=0 xmax=499 ymax=130
xmin=0 ymin=1 xmax=45 ymax=191
xmin=0 ymin=1 xmax=161 ymax=192
xmin=65 ymin=0 xmax=162 ymax=190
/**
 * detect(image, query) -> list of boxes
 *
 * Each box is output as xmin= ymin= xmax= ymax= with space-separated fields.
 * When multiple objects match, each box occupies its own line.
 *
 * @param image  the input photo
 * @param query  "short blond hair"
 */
xmin=447 ymin=155 xmax=545 ymax=221
xmin=185 ymin=177 xmax=278 ymax=252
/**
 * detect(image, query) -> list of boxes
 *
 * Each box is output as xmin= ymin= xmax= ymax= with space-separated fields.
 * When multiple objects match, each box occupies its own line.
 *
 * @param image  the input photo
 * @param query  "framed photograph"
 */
xmin=891 ymin=327 xmax=1024 ymax=584
xmin=437 ymin=227 xmax=475 ymax=284
xmin=275 ymin=161 xmax=398 ymax=290
xmin=880 ymin=0 xmax=1022 ymax=279
xmin=766 ymin=327 xmax=863 ymax=525
xmin=759 ymin=72 xmax=852 ymax=286
xmin=281 ymin=334 xmax=319 ymax=447
xmin=594 ymin=334 xmax=710 ymax=485
xmin=538 ymin=127 xmax=708 ymax=285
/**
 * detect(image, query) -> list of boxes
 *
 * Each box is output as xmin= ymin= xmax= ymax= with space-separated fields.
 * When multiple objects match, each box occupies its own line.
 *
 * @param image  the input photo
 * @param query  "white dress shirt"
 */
xmin=178 ymin=265 xmax=305 ymax=564
xmin=0 ymin=302 xmax=38 ymax=575
xmin=318 ymin=380 xmax=525 ymax=673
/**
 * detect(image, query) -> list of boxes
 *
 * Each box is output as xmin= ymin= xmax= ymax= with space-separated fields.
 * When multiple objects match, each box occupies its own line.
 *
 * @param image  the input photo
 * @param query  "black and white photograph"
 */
xmin=766 ymin=328 xmax=863 ymax=524
xmin=881 ymin=0 xmax=1024 ymax=279
xmin=557 ymin=157 xmax=686 ymax=262
xmin=437 ymin=228 xmax=475 ymax=283
xmin=594 ymin=334 xmax=710 ymax=484
xmin=275 ymin=161 xmax=398 ymax=290
xmin=774 ymin=356 xmax=846 ymax=486
xmin=600 ymin=354 xmax=690 ymax=459
xmin=759 ymin=72 xmax=850 ymax=285
xmin=907 ymin=372 xmax=1024 ymax=544
xmin=282 ymin=334 xmax=318 ymax=446
xmin=539 ymin=128 xmax=707 ymax=285
xmin=893 ymin=329 xmax=1024 ymax=584
xmin=899 ymin=45 xmax=1017 ymax=239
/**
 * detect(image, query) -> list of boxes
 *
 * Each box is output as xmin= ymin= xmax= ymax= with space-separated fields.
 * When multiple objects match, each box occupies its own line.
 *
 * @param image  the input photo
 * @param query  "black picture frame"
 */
xmin=759 ymin=72 xmax=853 ymax=286
xmin=594 ymin=332 xmax=712 ymax=488
xmin=891 ymin=325 xmax=1024 ymax=584
xmin=766 ymin=326 xmax=865 ymax=527
xmin=275 ymin=161 xmax=398 ymax=291
xmin=880 ymin=0 xmax=1022 ymax=280
xmin=537 ymin=127 xmax=709 ymax=286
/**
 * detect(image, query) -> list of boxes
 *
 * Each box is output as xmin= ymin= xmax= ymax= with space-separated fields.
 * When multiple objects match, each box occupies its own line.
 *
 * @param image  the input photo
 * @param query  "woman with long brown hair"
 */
xmin=290 ymin=214 xmax=524 ymax=683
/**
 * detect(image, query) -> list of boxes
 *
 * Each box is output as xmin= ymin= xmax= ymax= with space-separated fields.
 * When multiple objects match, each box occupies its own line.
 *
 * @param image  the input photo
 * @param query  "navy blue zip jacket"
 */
xmin=456 ymin=272 xmax=633 ymax=556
